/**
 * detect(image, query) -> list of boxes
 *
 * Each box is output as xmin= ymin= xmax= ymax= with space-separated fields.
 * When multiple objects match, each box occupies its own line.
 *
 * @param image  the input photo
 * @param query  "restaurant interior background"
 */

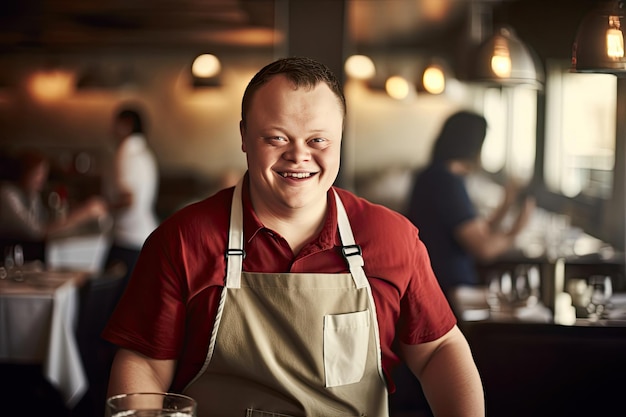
xmin=1 ymin=0 xmax=623 ymax=252
xmin=3 ymin=1 xmax=626 ymax=416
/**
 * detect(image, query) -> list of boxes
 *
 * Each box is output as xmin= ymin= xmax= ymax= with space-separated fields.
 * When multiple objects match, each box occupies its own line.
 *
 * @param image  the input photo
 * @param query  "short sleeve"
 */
xmin=396 ymin=234 xmax=457 ymax=345
xmin=102 ymin=226 xmax=188 ymax=359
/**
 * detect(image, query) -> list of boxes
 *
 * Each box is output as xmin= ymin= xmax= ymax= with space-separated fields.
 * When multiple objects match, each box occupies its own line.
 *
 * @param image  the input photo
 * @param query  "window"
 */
xmin=481 ymin=85 xmax=537 ymax=184
xmin=544 ymin=60 xmax=617 ymax=199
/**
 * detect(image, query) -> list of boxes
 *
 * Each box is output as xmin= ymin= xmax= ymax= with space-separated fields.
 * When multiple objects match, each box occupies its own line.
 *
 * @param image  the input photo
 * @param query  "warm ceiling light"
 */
xmin=421 ymin=0 xmax=452 ymax=21
xmin=607 ymin=15 xmax=625 ymax=58
xmin=572 ymin=0 xmax=626 ymax=73
xmin=192 ymin=54 xmax=221 ymax=78
xmin=344 ymin=55 xmax=376 ymax=80
xmin=385 ymin=75 xmax=411 ymax=100
xmin=490 ymin=36 xmax=512 ymax=78
xmin=28 ymin=70 xmax=74 ymax=100
xmin=422 ymin=64 xmax=446 ymax=94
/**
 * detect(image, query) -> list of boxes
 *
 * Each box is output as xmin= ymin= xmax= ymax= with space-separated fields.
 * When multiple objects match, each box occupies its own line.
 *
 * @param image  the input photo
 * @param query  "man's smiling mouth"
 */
xmin=280 ymin=172 xmax=315 ymax=179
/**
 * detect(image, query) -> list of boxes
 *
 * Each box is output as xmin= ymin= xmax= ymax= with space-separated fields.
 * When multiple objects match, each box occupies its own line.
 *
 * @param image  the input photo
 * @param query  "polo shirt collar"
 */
xmin=240 ymin=173 xmax=340 ymax=252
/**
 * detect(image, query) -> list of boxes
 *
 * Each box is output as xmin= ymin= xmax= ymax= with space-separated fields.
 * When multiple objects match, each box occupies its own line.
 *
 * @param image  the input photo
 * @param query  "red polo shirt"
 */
xmin=102 ymin=176 xmax=456 ymax=392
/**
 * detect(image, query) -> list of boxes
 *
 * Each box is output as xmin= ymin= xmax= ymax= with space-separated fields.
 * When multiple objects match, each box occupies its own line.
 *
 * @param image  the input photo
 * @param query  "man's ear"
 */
xmin=240 ymin=120 xmax=247 ymax=153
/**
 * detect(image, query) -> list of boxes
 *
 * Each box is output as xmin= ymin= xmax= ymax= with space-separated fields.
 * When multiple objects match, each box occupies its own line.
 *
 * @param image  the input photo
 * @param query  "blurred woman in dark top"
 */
xmin=0 ymin=150 xmax=107 ymax=261
xmin=407 ymin=111 xmax=535 ymax=302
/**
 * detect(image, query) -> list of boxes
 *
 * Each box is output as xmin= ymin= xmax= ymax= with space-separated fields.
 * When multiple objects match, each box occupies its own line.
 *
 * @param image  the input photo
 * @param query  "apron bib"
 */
xmin=184 ymin=181 xmax=389 ymax=417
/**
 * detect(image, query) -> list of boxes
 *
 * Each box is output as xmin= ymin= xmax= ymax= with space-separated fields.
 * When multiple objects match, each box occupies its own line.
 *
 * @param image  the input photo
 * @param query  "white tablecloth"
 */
xmin=0 ymin=271 xmax=88 ymax=408
xmin=46 ymin=233 xmax=110 ymax=274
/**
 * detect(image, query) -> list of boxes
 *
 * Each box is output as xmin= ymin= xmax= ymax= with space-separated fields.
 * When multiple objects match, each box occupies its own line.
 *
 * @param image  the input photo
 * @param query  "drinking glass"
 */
xmin=3 ymin=245 xmax=24 ymax=281
xmin=587 ymin=275 xmax=613 ymax=321
xmin=13 ymin=244 xmax=23 ymax=269
xmin=106 ymin=392 xmax=197 ymax=417
xmin=513 ymin=264 xmax=541 ymax=307
xmin=3 ymin=245 xmax=15 ymax=269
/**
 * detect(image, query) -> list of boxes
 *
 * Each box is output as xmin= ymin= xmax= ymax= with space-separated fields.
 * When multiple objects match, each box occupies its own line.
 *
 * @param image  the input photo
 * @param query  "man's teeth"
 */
xmin=282 ymin=172 xmax=311 ymax=178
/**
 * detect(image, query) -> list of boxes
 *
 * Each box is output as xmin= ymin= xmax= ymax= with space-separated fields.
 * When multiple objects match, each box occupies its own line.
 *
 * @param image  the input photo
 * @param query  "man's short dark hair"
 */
xmin=241 ymin=56 xmax=346 ymax=128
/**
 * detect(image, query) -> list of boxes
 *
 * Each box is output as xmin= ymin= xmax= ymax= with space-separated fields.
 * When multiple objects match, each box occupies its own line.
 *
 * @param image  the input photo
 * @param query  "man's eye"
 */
xmin=268 ymin=136 xmax=287 ymax=143
xmin=310 ymin=137 xmax=325 ymax=144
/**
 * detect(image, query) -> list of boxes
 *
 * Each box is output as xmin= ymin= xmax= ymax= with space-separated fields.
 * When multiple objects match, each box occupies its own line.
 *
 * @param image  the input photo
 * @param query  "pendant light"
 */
xmin=463 ymin=0 xmax=543 ymax=88
xmin=191 ymin=53 xmax=222 ymax=87
xmin=472 ymin=26 xmax=543 ymax=87
xmin=572 ymin=0 xmax=626 ymax=74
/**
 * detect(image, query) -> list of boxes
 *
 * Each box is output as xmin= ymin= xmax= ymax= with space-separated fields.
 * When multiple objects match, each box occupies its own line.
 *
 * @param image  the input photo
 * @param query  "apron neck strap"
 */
xmin=225 ymin=182 xmax=368 ymax=289
xmin=333 ymin=189 xmax=368 ymax=289
xmin=225 ymin=178 xmax=245 ymax=288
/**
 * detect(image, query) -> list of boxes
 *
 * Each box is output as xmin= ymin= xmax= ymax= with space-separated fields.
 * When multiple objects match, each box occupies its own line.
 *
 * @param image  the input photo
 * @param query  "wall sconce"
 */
xmin=572 ymin=0 xmax=626 ymax=74
xmin=471 ymin=26 xmax=543 ymax=87
xmin=344 ymin=54 xmax=376 ymax=80
xmin=191 ymin=53 xmax=222 ymax=87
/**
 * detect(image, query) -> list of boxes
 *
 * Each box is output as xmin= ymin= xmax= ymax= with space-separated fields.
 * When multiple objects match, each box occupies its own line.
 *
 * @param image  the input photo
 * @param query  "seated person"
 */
xmin=0 ymin=150 xmax=108 ymax=261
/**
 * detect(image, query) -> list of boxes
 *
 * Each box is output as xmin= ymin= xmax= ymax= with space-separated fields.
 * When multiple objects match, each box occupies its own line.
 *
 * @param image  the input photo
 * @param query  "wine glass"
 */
xmin=3 ymin=245 xmax=24 ymax=281
xmin=3 ymin=245 xmax=15 ymax=270
xmin=513 ymin=264 xmax=541 ymax=307
xmin=13 ymin=244 xmax=24 ymax=269
xmin=486 ymin=271 xmax=515 ymax=313
xmin=10 ymin=244 xmax=24 ymax=281
xmin=587 ymin=275 xmax=613 ymax=321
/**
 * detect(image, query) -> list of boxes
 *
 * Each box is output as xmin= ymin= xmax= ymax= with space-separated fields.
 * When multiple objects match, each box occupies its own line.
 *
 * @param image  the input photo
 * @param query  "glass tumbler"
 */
xmin=106 ymin=392 xmax=197 ymax=417
xmin=587 ymin=275 xmax=613 ymax=320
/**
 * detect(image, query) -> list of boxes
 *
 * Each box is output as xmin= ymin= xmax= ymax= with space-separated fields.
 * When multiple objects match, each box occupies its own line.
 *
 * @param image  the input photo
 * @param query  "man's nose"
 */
xmin=284 ymin=141 xmax=311 ymax=162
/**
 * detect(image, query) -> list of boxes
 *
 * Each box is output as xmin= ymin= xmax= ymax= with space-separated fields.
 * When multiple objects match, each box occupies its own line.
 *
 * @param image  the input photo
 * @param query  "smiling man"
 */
xmin=103 ymin=57 xmax=484 ymax=417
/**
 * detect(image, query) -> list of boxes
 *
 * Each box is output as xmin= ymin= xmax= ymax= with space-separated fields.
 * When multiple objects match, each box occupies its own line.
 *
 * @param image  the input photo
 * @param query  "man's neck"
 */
xmin=251 ymin=195 xmax=328 ymax=256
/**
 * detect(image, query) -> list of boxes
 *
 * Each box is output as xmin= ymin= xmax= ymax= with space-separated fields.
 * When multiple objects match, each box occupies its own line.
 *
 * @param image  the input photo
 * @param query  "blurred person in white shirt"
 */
xmin=104 ymin=104 xmax=159 ymax=285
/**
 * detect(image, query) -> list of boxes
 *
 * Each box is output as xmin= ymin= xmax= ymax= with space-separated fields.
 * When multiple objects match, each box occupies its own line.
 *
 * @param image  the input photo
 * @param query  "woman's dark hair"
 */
xmin=241 ymin=56 xmax=346 ymax=128
xmin=431 ymin=111 xmax=488 ymax=163
xmin=18 ymin=150 xmax=49 ymax=181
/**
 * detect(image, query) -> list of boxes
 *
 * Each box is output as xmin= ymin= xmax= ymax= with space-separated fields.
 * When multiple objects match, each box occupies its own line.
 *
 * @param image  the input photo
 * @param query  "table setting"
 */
xmin=451 ymin=264 xmax=554 ymax=324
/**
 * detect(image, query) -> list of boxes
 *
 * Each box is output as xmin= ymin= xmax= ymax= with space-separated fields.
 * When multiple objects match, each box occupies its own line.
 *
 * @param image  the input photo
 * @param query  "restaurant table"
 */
xmin=444 ymin=282 xmax=626 ymax=417
xmin=0 ymin=268 xmax=90 ymax=408
xmin=46 ymin=232 xmax=110 ymax=274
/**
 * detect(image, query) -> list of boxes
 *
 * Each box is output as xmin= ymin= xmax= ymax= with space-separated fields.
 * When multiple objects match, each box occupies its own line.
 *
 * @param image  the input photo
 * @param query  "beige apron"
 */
xmin=184 ymin=181 xmax=389 ymax=417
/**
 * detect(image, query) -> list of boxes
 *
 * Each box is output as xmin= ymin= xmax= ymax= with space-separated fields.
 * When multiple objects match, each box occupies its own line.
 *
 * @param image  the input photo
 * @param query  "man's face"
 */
xmin=241 ymin=75 xmax=343 ymax=214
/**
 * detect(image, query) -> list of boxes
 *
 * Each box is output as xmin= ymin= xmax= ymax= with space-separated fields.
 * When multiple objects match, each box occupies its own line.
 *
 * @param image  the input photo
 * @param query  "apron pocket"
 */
xmin=323 ymin=310 xmax=370 ymax=387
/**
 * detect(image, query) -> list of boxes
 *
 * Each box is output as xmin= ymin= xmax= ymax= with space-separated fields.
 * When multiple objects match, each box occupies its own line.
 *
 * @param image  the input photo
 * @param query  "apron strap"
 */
xmin=224 ymin=183 xmax=368 ymax=290
xmin=225 ymin=178 xmax=245 ymax=289
xmin=188 ymin=179 xmax=245 ymax=391
xmin=332 ymin=190 xmax=386 ymax=385
xmin=333 ymin=190 xmax=368 ymax=289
